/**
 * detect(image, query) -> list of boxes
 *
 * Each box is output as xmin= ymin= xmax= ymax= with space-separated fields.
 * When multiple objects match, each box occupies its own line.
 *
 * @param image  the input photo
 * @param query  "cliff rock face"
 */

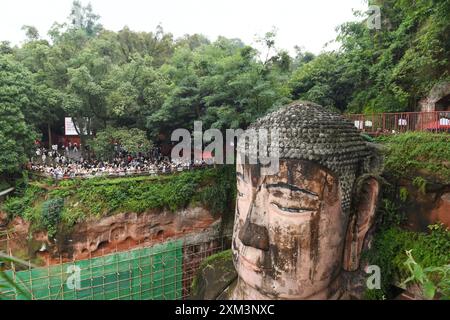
xmin=3 ymin=206 xmax=220 ymax=265
xmin=399 ymin=179 xmax=450 ymax=231
xmin=419 ymin=82 xmax=450 ymax=112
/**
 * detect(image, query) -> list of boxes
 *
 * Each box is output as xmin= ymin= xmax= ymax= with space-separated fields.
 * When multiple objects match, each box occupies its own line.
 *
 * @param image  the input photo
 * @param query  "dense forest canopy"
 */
xmin=0 ymin=0 xmax=449 ymax=177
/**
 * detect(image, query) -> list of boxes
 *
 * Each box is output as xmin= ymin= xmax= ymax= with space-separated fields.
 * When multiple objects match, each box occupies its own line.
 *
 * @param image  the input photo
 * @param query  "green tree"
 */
xmin=90 ymin=127 xmax=152 ymax=160
xmin=289 ymin=0 xmax=450 ymax=113
xmin=0 ymin=103 xmax=36 ymax=176
xmin=103 ymin=54 xmax=170 ymax=130
xmin=15 ymin=39 xmax=65 ymax=147
xmin=338 ymin=0 xmax=450 ymax=112
xmin=0 ymin=41 xmax=14 ymax=55
xmin=147 ymin=37 xmax=290 ymax=139
xmin=68 ymin=0 xmax=102 ymax=37
xmin=0 ymin=56 xmax=37 ymax=176
xmin=290 ymin=52 xmax=356 ymax=111
xmin=21 ymin=25 xmax=40 ymax=41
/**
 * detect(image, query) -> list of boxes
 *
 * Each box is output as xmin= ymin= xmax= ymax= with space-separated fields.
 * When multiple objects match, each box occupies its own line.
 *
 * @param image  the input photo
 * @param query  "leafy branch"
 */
xmin=0 ymin=252 xmax=35 ymax=300
xmin=402 ymin=250 xmax=450 ymax=300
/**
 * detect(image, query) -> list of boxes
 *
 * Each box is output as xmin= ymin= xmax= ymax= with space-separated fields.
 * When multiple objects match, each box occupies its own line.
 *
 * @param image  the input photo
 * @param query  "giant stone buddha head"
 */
xmin=231 ymin=101 xmax=381 ymax=299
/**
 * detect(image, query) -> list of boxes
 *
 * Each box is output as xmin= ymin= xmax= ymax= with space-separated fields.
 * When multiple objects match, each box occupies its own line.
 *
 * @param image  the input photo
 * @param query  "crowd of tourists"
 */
xmin=28 ymin=144 xmax=212 ymax=180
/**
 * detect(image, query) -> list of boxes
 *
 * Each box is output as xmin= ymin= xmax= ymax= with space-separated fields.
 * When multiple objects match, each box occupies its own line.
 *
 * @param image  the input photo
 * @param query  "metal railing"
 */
xmin=345 ymin=111 xmax=450 ymax=135
xmin=29 ymin=164 xmax=215 ymax=180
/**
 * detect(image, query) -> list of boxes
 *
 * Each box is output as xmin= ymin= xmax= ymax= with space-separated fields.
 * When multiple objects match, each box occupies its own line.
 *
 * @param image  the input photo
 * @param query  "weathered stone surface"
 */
xmin=3 ymin=205 xmax=219 ymax=265
xmin=419 ymin=82 xmax=450 ymax=112
xmin=190 ymin=250 xmax=237 ymax=300
xmin=237 ymin=100 xmax=381 ymax=214
xmin=399 ymin=179 xmax=450 ymax=231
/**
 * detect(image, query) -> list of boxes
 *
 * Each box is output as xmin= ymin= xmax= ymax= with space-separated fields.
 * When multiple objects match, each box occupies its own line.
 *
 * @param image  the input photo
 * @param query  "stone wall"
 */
xmin=419 ymin=82 xmax=450 ymax=112
xmin=397 ymin=178 xmax=450 ymax=231
xmin=2 ymin=205 xmax=225 ymax=266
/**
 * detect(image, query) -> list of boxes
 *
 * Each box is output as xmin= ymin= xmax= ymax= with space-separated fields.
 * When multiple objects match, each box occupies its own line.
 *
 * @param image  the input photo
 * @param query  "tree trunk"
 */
xmin=48 ymin=123 xmax=52 ymax=149
xmin=80 ymin=135 xmax=87 ymax=160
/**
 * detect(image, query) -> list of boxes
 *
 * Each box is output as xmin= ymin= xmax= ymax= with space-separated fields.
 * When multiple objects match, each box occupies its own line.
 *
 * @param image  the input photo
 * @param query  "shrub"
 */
xmin=399 ymin=187 xmax=409 ymax=202
xmin=41 ymin=198 xmax=64 ymax=239
xmin=2 ymin=184 xmax=45 ymax=220
xmin=198 ymin=166 xmax=236 ymax=216
xmin=0 ymin=180 xmax=11 ymax=191
xmin=364 ymin=223 xmax=450 ymax=299
xmin=402 ymin=250 xmax=450 ymax=300
xmin=412 ymin=176 xmax=427 ymax=194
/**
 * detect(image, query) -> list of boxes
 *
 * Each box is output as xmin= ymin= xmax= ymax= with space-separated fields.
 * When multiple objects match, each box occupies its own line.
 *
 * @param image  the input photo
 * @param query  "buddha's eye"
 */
xmin=238 ymin=192 xmax=244 ymax=197
xmin=271 ymin=202 xmax=314 ymax=214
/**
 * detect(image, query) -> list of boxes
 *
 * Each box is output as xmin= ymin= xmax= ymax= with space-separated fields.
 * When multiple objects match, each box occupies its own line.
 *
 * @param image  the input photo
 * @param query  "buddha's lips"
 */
xmin=238 ymin=253 xmax=272 ymax=272
xmin=234 ymin=237 xmax=272 ymax=272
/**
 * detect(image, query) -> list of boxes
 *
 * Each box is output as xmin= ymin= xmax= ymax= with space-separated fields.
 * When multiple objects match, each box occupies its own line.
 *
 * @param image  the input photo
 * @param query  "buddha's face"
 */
xmin=232 ymin=159 xmax=348 ymax=299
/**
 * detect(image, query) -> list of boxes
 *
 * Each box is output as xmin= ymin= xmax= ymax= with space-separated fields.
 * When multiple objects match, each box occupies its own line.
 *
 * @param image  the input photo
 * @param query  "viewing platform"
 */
xmin=345 ymin=111 xmax=450 ymax=135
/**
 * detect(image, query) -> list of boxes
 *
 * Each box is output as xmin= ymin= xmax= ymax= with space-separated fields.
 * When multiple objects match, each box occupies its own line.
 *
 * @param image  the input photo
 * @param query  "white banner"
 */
xmin=65 ymin=117 xmax=90 ymax=135
xmin=65 ymin=117 xmax=78 ymax=136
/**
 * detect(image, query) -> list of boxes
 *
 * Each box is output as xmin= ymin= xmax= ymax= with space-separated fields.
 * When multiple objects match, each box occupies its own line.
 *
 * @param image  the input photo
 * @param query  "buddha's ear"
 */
xmin=343 ymin=176 xmax=380 ymax=271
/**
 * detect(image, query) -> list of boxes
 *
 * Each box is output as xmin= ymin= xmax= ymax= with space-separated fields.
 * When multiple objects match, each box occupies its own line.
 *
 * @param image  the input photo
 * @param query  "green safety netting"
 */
xmin=0 ymin=239 xmax=183 ymax=300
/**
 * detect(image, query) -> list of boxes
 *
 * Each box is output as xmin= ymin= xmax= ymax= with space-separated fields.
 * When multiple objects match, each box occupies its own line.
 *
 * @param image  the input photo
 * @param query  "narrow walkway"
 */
xmin=345 ymin=111 xmax=450 ymax=135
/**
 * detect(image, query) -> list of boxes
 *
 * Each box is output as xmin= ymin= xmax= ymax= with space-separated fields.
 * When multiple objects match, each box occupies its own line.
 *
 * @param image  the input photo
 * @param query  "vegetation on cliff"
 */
xmin=377 ymin=132 xmax=450 ymax=183
xmin=1 ymin=166 xmax=236 ymax=235
xmin=365 ymin=135 xmax=450 ymax=300
xmin=364 ymin=222 xmax=450 ymax=299
xmin=364 ymin=132 xmax=450 ymax=299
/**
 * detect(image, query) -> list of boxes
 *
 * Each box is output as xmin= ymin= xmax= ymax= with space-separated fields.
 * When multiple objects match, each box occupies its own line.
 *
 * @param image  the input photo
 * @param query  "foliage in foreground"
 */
xmin=402 ymin=250 xmax=450 ymax=300
xmin=0 ymin=253 xmax=33 ymax=300
xmin=364 ymin=133 xmax=450 ymax=300
xmin=364 ymin=223 xmax=450 ymax=300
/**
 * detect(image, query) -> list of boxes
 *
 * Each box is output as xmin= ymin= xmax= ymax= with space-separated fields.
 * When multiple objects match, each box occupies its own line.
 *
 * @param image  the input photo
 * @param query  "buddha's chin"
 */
xmin=234 ymin=259 xmax=339 ymax=299
xmin=233 ymin=275 xmax=341 ymax=300
xmin=232 ymin=276 xmax=319 ymax=300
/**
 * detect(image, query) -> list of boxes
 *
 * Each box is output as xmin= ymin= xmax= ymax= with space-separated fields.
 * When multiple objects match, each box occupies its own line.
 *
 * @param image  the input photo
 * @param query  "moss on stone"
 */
xmin=191 ymin=249 xmax=234 ymax=299
xmin=199 ymin=249 xmax=233 ymax=271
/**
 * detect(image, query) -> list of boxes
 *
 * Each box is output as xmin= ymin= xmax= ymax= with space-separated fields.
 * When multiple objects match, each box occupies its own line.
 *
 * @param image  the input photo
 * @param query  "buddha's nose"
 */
xmin=238 ymin=216 xmax=269 ymax=251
